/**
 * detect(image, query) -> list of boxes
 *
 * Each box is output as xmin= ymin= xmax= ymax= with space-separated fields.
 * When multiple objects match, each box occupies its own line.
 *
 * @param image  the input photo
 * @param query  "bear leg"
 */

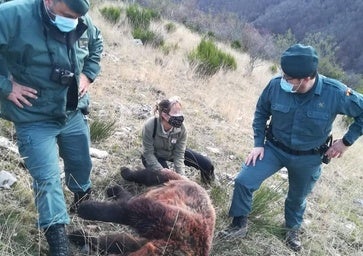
xmin=77 ymin=200 xmax=128 ymax=224
xmin=121 ymin=167 xmax=182 ymax=186
xmin=69 ymin=230 xmax=148 ymax=254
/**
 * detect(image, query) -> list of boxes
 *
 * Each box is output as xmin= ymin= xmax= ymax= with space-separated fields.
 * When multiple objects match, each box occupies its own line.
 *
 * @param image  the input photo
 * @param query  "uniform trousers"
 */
xmin=15 ymin=110 xmax=92 ymax=228
xmin=229 ymin=141 xmax=322 ymax=229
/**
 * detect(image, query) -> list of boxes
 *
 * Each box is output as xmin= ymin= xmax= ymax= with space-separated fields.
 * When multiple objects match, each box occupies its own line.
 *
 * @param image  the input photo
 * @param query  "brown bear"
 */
xmin=70 ymin=167 xmax=216 ymax=255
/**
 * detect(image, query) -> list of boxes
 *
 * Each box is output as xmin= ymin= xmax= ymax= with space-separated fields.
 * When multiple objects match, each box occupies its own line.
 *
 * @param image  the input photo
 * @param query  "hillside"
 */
xmin=197 ymin=0 xmax=363 ymax=73
xmin=136 ymin=0 xmax=363 ymax=74
xmin=0 ymin=1 xmax=362 ymax=255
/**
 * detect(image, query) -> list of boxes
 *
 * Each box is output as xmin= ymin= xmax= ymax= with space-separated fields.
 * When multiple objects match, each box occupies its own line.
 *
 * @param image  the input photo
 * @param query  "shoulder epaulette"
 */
xmin=345 ymin=87 xmax=353 ymax=96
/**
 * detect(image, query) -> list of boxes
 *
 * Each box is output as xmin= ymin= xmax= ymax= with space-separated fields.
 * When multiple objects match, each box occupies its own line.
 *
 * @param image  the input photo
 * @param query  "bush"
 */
xmin=90 ymin=118 xmax=116 ymax=143
xmin=207 ymin=31 xmax=215 ymax=38
xmin=99 ymin=6 xmax=121 ymax=24
xmin=164 ymin=22 xmax=176 ymax=33
xmin=270 ymin=64 xmax=278 ymax=74
xmin=318 ymin=58 xmax=345 ymax=80
xmin=126 ymin=4 xmax=160 ymax=29
xmin=188 ymin=39 xmax=237 ymax=76
xmin=132 ymin=28 xmax=164 ymax=48
xmin=250 ymin=180 xmax=286 ymax=219
xmin=0 ymin=119 xmax=14 ymax=138
xmin=231 ymin=40 xmax=242 ymax=49
xmin=161 ymin=43 xmax=179 ymax=55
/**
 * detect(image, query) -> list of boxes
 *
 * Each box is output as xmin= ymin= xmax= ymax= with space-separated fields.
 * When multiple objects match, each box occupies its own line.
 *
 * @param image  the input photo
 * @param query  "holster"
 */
xmin=320 ymin=134 xmax=333 ymax=164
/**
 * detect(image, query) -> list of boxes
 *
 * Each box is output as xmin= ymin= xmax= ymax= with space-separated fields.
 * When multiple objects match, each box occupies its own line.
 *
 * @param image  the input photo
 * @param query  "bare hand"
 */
xmin=78 ymin=73 xmax=91 ymax=98
xmin=325 ymin=139 xmax=349 ymax=159
xmin=7 ymin=80 xmax=38 ymax=108
xmin=245 ymin=147 xmax=264 ymax=166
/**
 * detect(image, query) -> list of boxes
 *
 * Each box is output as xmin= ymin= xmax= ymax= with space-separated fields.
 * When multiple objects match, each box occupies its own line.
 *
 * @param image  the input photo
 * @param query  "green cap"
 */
xmin=280 ymin=44 xmax=319 ymax=78
xmin=63 ymin=0 xmax=90 ymax=16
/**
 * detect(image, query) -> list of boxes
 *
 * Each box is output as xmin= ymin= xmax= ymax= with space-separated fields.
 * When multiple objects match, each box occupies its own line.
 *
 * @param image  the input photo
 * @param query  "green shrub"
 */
xmin=132 ymin=28 xmax=164 ymax=48
xmin=188 ymin=39 xmax=237 ymax=76
xmin=231 ymin=40 xmax=242 ymax=49
xmin=250 ymin=181 xmax=286 ymax=219
xmin=0 ymin=119 xmax=14 ymax=138
xmin=126 ymin=4 xmax=160 ymax=29
xmin=207 ymin=31 xmax=215 ymax=38
xmin=248 ymin=180 xmax=287 ymax=236
xmin=318 ymin=58 xmax=345 ymax=80
xmin=270 ymin=64 xmax=278 ymax=74
xmin=161 ymin=43 xmax=179 ymax=55
xmin=164 ymin=22 xmax=176 ymax=33
xmin=99 ymin=6 xmax=121 ymax=24
xmin=90 ymin=118 xmax=116 ymax=143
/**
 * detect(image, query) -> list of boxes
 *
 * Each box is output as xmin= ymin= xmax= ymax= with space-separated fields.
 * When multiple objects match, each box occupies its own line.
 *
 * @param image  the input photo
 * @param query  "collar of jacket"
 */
xmin=314 ymin=74 xmax=323 ymax=96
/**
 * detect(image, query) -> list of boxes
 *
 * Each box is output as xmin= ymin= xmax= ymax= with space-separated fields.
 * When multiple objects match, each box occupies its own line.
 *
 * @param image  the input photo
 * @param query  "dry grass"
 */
xmin=0 ymin=1 xmax=362 ymax=255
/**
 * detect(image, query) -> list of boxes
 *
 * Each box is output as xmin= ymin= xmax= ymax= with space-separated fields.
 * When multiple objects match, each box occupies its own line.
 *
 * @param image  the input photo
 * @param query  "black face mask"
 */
xmin=168 ymin=115 xmax=184 ymax=128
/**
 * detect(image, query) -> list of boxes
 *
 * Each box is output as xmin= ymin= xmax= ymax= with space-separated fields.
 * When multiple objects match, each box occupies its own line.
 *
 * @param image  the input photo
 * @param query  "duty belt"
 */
xmin=265 ymin=124 xmax=331 ymax=156
xmin=267 ymin=137 xmax=321 ymax=155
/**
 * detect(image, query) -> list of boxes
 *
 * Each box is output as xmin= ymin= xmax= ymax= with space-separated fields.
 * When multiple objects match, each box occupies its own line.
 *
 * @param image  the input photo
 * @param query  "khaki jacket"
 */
xmin=142 ymin=116 xmax=187 ymax=173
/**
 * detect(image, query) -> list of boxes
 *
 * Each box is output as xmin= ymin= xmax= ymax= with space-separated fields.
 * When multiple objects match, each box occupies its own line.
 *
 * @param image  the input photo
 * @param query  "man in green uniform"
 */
xmin=0 ymin=0 xmax=103 ymax=254
xmin=221 ymin=44 xmax=363 ymax=251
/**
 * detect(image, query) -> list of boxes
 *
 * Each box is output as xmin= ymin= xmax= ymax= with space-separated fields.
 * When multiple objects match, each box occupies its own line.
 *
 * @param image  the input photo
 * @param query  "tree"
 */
xmin=303 ymin=32 xmax=344 ymax=80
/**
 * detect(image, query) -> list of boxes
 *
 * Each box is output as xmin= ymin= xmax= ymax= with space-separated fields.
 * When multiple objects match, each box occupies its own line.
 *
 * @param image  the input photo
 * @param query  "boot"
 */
xmin=70 ymin=188 xmax=92 ymax=213
xmin=285 ymin=229 xmax=302 ymax=251
xmin=44 ymin=224 xmax=70 ymax=256
xmin=201 ymin=165 xmax=215 ymax=185
xmin=218 ymin=216 xmax=248 ymax=239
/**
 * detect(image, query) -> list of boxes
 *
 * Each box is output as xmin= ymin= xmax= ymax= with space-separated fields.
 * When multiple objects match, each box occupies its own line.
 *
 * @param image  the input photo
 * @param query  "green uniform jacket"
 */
xmin=0 ymin=0 xmax=103 ymax=124
xmin=142 ymin=116 xmax=187 ymax=173
xmin=253 ymin=74 xmax=363 ymax=149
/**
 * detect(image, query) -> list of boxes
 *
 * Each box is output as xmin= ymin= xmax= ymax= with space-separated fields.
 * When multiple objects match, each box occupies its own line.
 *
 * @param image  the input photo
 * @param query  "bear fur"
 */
xmin=70 ymin=167 xmax=216 ymax=256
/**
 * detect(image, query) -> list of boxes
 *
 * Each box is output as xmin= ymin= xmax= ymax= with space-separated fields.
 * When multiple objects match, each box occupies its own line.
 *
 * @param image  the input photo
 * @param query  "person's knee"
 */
xmin=234 ymin=170 xmax=250 ymax=187
xmin=65 ymin=156 xmax=92 ymax=173
xmin=234 ymin=171 xmax=261 ymax=191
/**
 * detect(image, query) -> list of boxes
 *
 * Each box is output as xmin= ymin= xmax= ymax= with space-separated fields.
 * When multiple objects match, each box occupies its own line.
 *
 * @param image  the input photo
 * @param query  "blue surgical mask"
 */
xmin=280 ymin=78 xmax=295 ymax=93
xmin=45 ymin=4 xmax=78 ymax=32
xmin=52 ymin=15 xmax=78 ymax=32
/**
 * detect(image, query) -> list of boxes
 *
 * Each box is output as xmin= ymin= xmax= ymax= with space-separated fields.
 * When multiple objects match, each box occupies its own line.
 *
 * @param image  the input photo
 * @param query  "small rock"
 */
xmin=0 ymin=170 xmax=17 ymax=189
xmin=90 ymin=148 xmax=109 ymax=159
xmin=0 ymin=136 xmax=18 ymax=154
xmin=206 ymin=147 xmax=220 ymax=154
xmin=353 ymin=199 xmax=363 ymax=207
xmin=278 ymin=167 xmax=288 ymax=180
xmin=132 ymin=39 xmax=143 ymax=46
xmin=229 ymin=155 xmax=235 ymax=160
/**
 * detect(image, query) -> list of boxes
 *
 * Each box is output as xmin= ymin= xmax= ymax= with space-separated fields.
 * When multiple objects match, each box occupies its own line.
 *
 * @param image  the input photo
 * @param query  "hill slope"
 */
xmin=0 ymin=2 xmax=362 ymax=255
xmin=197 ymin=0 xmax=363 ymax=73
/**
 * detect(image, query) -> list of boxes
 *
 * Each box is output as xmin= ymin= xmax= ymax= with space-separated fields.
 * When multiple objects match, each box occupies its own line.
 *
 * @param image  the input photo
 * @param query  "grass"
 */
xmin=89 ymin=117 xmax=117 ymax=143
xmin=0 ymin=1 xmax=362 ymax=255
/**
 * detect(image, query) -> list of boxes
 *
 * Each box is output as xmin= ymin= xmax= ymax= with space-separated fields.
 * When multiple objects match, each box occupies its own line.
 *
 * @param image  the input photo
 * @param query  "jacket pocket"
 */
xmin=272 ymin=103 xmax=290 ymax=113
xmin=303 ymin=110 xmax=330 ymax=136
xmin=271 ymin=104 xmax=293 ymax=131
